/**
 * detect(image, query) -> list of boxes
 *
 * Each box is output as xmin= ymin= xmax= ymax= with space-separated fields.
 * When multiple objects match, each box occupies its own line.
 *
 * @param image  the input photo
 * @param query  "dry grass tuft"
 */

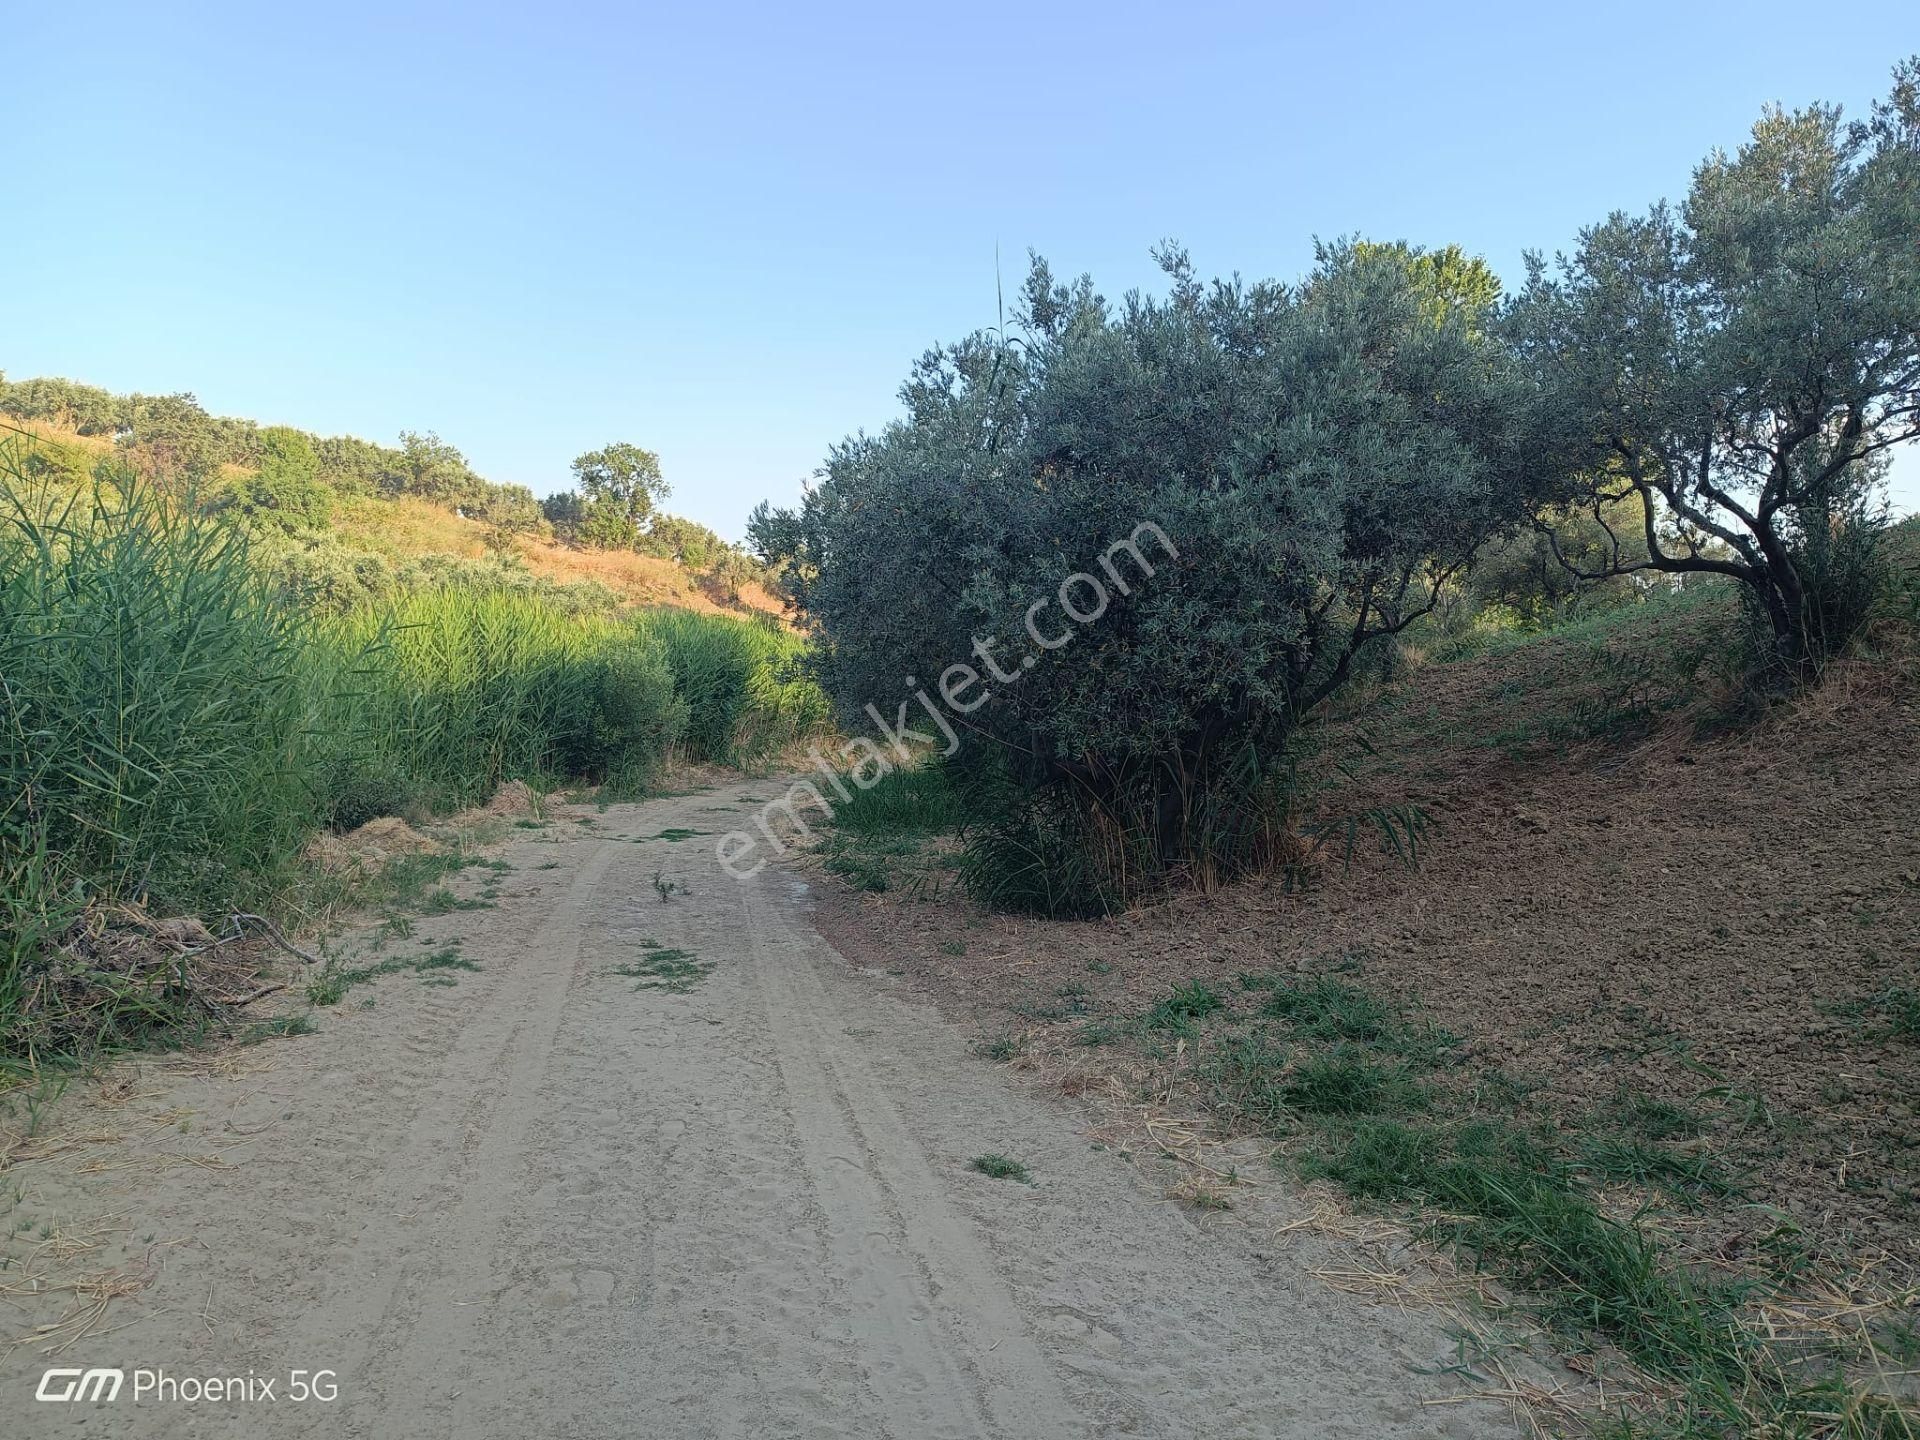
xmin=3 ymin=1238 xmax=186 ymax=1355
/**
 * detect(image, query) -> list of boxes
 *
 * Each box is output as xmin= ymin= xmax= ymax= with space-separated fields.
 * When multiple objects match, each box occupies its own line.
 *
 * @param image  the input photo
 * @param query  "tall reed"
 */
xmin=0 ymin=462 xmax=322 ymax=923
xmin=0 ymin=435 xmax=820 ymax=1061
xmin=636 ymin=607 xmax=829 ymax=765
xmin=320 ymin=588 xmax=686 ymax=817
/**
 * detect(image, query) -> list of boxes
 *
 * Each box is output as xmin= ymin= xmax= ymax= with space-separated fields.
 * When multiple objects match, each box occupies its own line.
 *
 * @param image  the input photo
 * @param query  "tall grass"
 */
xmin=636 ymin=607 xmax=829 ymax=766
xmin=0 ymin=464 xmax=328 ymax=1058
xmin=0 ymin=469 xmax=321 ymax=922
xmin=323 ymin=589 xmax=685 ymax=817
xmin=0 ymin=438 xmax=826 ymax=1062
xmin=829 ymin=764 xmax=967 ymax=837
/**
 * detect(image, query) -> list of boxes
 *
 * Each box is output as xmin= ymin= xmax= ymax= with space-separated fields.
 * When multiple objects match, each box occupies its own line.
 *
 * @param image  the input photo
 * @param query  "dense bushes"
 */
xmin=544 ymin=481 xmax=766 ymax=593
xmin=0 ymin=441 xmax=824 ymax=1057
xmin=638 ymin=607 xmax=829 ymax=766
xmin=248 ymin=522 xmax=623 ymax=617
xmin=756 ymin=243 xmax=1550 ymax=911
xmin=212 ymin=426 xmax=334 ymax=531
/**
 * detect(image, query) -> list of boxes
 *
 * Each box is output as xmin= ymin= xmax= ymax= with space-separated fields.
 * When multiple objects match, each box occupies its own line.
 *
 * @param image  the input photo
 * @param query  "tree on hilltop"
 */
xmin=572 ymin=442 xmax=669 ymax=549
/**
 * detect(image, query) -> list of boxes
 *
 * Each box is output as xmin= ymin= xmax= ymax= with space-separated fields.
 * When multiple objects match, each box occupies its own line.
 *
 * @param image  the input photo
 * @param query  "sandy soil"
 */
xmin=0 ymin=780 xmax=1518 ymax=1438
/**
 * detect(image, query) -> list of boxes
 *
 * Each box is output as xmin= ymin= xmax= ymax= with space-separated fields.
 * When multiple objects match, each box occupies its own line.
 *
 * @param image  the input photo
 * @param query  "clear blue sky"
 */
xmin=5 ymin=1 xmax=1916 ymax=534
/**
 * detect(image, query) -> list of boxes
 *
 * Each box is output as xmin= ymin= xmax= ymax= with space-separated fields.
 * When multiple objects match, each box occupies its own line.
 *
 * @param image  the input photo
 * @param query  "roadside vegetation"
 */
xmin=812 ymin=519 xmax=1920 ymax=1433
xmin=0 ymin=435 xmax=828 ymax=1070
xmin=1121 ymin=965 xmax=1912 ymax=1439
xmin=762 ymin=61 xmax=1920 ymax=922
xmin=817 ymin=766 xmax=967 ymax=896
xmin=787 ymin=62 xmax=1920 ymax=1440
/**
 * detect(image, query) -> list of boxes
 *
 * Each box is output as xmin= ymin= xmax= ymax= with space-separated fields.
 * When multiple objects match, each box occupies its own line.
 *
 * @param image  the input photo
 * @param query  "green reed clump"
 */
xmin=0 ymin=435 xmax=774 ymax=1064
xmin=321 ymin=588 xmax=686 ymax=814
xmin=0 ymin=455 xmax=331 ymax=1056
xmin=0 ymin=463 xmax=324 ymax=922
xmin=636 ymin=607 xmax=829 ymax=766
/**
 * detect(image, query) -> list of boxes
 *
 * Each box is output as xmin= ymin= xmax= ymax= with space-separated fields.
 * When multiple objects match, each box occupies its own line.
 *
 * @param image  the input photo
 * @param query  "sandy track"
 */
xmin=2 ymin=781 xmax=1512 ymax=1438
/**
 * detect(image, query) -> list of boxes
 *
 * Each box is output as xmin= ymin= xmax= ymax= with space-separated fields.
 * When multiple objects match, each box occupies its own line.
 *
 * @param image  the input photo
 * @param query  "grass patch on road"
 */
xmin=969 ymin=1032 xmax=1019 ymax=1062
xmin=343 ymin=848 xmax=511 ymax=926
xmin=612 ymin=940 xmax=712 ymax=993
xmin=969 ymin=1153 xmax=1032 ymax=1184
xmin=306 ymin=944 xmax=479 ymax=1005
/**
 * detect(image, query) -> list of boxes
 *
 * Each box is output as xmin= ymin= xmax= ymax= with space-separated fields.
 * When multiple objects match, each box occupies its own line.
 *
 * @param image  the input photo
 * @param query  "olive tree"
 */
xmin=706 ymin=544 xmax=758 ymax=603
xmin=118 ymin=392 xmax=224 ymax=483
xmin=755 ymin=244 xmax=1550 ymax=904
xmin=391 ymin=431 xmax=478 ymax=504
xmin=1511 ymin=60 xmax=1920 ymax=680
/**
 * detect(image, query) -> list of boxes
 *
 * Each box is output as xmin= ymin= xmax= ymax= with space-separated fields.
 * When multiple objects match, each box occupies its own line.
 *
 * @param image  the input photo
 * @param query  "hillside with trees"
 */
xmin=0 ymin=378 xmax=782 ymax=618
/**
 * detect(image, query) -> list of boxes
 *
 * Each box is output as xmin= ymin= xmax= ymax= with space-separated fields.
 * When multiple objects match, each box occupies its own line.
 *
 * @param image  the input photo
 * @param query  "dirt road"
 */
xmin=2 ymin=781 xmax=1513 ymax=1438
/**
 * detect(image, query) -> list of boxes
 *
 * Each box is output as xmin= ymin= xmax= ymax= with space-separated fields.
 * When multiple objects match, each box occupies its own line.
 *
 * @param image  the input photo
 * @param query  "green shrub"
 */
xmin=319 ymin=760 xmax=420 ymax=833
xmin=1738 ymin=489 xmax=1892 ymax=683
xmin=637 ymin=608 xmax=828 ymax=765
xmin=831 ymin=764 xmax=964 ymax=837
xmin=0 ymin=465 xmax=325 ymax=921
xmin=215 ymin=426 xmax=333 ymax=532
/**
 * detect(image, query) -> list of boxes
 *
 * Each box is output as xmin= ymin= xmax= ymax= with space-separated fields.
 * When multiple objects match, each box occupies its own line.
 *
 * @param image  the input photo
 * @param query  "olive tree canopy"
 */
xmin=755 ymin=243 xmax=1552 ymax=895
xmin=1511 ymin=59 xmax=1920 ymax=677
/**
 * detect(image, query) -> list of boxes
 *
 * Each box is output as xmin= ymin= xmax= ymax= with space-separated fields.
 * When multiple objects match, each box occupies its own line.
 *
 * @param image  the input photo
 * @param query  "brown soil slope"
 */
xmin=817 ymin=599 xmax=1920 ymax=1265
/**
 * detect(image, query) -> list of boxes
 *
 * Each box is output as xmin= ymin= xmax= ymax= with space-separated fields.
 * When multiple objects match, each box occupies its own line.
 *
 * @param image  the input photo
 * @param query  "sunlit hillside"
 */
xmin=329 ymin=490 xmax=786 ymax=618
xmin=1 ymin=414 xmax=786 ymax=620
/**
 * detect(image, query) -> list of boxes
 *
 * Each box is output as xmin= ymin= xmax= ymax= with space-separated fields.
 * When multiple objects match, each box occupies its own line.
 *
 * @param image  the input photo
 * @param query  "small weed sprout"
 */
xmin=970 ymin=1032 xmax=1019 ymax=1062
xmin=969 ymin=1154 xmax=1031 ymax=1183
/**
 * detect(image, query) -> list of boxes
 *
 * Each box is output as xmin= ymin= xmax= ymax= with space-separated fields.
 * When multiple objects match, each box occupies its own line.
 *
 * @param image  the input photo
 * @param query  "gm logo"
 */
xmin=36 ymin=1367 xmax=125 ymax=1402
